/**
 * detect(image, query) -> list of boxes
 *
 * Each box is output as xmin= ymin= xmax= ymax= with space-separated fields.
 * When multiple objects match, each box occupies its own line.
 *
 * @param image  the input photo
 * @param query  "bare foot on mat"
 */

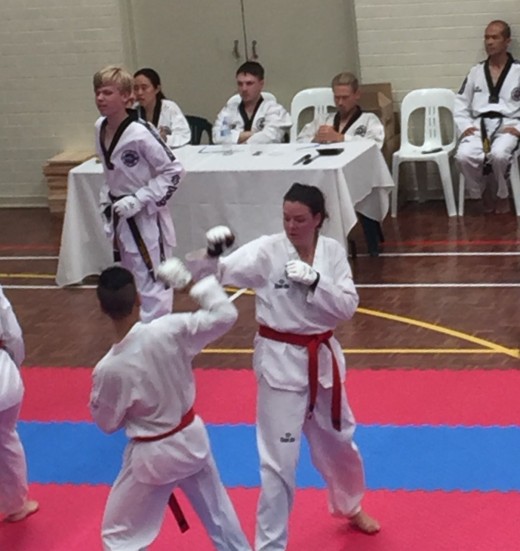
xmin=349 ymin=509 xmax=380 ymax=534
xmin=4 ymin=500 xmax=39 ymax=522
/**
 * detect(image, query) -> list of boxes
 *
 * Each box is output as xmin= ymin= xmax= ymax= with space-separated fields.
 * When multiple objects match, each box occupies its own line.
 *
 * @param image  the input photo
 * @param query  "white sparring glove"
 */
xmin=113 ymin=195 xmax=143 ymax=219
xmin=285 ymin=260 xmax=320 ymax=287
xmin=156 ymin=258 xmax=193 ymax=289
xmin=189 ymin=275 xmax=228 ymax=309
xmin=206 ymin=225 xmax=235 ymax=257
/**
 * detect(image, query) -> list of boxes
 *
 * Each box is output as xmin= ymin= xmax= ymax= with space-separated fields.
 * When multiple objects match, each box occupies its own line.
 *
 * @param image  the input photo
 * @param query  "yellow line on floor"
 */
xmin=2 ymin=281 xmax=516 ymax=358
xmin=357 ymin=307 xmax=520 ymax=359
xmin=0 ymin=273 xmax=56 ymax=280
xmin=222 ymin=289 xmax=519 ymax=359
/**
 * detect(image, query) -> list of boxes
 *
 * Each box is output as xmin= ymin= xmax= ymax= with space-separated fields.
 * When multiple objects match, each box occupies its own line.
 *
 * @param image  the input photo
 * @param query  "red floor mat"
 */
xmin=20 ymin=367 xmax=520 ymax=425
xmin=2 ymin=485 xmax=520 ymax=551
xmin=8 ymin=368 xmax=520 ymax=549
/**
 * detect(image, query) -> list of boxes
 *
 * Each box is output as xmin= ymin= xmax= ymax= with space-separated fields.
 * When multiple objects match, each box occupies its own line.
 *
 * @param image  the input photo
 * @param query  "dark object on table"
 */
xmin=317 ymin=147 xmax=343 ymax=156
xmin=186 ymin=115 xmax=213 ymax=145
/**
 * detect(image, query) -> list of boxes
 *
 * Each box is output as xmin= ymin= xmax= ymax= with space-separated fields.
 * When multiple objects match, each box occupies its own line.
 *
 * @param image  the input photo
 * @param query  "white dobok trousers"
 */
xmin=255 ymin=376 xmax=365 ymax=551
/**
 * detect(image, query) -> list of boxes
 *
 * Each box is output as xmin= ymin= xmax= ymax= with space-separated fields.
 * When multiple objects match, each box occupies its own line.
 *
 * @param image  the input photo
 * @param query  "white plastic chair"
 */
xmin=392 ymin=88 xmax=457 ymax=217
xmin=289 ymin=87 xmax=335 ymax=142
xmin=228 ymin=92 xmax=277 ymax=104
xmin=458 ymin=150 xmax=520 ymax=216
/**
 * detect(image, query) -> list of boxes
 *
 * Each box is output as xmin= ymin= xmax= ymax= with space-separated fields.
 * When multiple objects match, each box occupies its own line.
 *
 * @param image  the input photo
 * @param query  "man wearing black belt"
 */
xmin=90 ymin=261 xmax=251 ymax=551
xmin=455 ymin=20 xmax=520 ymax=214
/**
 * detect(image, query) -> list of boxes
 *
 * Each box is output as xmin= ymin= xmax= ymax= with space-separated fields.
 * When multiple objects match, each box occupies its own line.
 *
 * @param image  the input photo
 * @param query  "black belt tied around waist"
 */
xmin=108 ymin=192 xmax=164 ymax=282
xmin=479 ymin=111 xmax=504 ymax=175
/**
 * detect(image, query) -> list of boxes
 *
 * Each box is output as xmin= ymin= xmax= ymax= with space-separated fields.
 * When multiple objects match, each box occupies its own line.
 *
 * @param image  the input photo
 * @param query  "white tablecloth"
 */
xmin=56 ymin=142 xmax=393 ymax=286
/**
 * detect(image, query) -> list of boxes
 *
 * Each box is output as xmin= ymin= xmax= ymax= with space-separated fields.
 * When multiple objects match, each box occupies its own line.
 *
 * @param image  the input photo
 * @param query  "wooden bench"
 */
xmin=43 ymin=150 xmax=95 ymax=214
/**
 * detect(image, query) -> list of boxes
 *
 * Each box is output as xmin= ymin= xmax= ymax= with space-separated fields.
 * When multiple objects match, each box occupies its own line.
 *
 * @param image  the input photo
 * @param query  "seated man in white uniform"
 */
xmin=213 ymin=61 xmax=291 ymax=144
xmin=298 ymin=72 xmax=385 ymax=256
xmin=455 ymin=20 xmax=520 ymax=214
xmin=297 ymin=72 xmax=384 ymax=148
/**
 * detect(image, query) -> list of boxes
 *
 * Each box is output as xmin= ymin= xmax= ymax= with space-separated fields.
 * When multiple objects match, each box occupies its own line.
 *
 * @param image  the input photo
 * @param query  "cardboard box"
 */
xmin=359 ymin=82 xmax=393 ymax=101
xmin=43 ymin=150 xmax=95 ymax=214
xmin=359 ymin=83 xmax=395 ymax=138
xmin=358 ymin=82 xmax=397 ymax=158
xmin=382 ymin=133 xmax=401 ymax=168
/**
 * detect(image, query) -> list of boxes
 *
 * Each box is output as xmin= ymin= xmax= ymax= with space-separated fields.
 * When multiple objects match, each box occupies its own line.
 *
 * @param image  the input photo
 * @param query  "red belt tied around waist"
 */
xmin=133 ymin=407 xmax=195 ymax=534
xmin=258 ymin=325 xmax=342 ymax=431
xmin=132 ymin=408 xmax=195 ymax=443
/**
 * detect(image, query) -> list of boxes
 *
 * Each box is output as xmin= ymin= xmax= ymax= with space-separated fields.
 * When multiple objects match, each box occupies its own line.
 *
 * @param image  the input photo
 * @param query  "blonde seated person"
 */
xmin=297 ymin=72 xmax=384 ymax=148
xmin=133 ymin=68 xmax=191 ymax=148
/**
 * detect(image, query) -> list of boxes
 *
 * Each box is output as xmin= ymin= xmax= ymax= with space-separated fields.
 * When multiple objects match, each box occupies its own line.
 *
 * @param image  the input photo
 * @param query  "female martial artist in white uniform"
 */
xmin=186 ymin=183 xmax=380 ymax=550
xmin=134 ymin=68 xmax=191 ymax=148
xmin=0 ymin=285 xmax=38 ymax=522
xmin=90 ymin=262 xmax=251 ymax=551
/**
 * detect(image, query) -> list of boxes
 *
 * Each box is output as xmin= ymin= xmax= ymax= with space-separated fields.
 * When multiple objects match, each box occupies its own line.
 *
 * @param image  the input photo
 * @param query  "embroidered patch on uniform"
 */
xmin=280 ymin=433 xmax=296 ymax=443
xmin=354 ymin=125 xmax=367 ymax=137
xmin=121 ymin=150 xmax=139 ymax=167
xmin=274 ymin=279 xmax=290 ymax=289
xmin=156 ymin=175 xmax=181 ymax=207
xmin=511 ymin=87 xmax=520 ymax=101
xmin=474 ymin=86 xmax=483 ymax=93
xmin=257 ymin=117 xmax=266 ymax=130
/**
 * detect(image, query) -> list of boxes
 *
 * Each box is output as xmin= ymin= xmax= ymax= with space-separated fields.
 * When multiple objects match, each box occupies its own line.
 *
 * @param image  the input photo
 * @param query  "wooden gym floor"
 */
xmin=1 ymin=199 xmax=520 ymax=371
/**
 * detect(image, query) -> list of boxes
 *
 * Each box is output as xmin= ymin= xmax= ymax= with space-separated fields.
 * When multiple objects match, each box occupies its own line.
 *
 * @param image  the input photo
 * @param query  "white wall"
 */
xmin=355 ymin=1 xmax=520 ymax=103
xmin=3 ymin=1 xmax=520 ymax=206
xmin=0 ymin=0 xmax=124 ymax=206
xmin=355 ymin=2 xmax=520 ymax=199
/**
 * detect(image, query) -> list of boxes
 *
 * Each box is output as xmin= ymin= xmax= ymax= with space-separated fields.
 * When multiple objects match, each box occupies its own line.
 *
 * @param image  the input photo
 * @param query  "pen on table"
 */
xmin=296 ymin=144 xmax=320 ymax=150
xmin=303 ymin=154 xmax=320 ymax=165
xmin=293 ymin=154 xmax=312 ymax=165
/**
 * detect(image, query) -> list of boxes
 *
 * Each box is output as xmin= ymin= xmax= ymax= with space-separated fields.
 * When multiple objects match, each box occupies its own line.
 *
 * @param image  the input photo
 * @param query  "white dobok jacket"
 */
xmin=455 ymin=55 xmax=520 ymax=135
xmin=187 ymin=233 xmax=359 ymax=392
xmin=96 ymin=115 xmax=185 ymax=254
xmin=90 ymin=275 xmax=237 ymax=485
xmin=297 ymin=110 xmax=385 ymax=149
xmin=136 ymin=98 xmax=191 ymax=149
xmin=213 ymin=96 xmax=292 ymax=144
xmin=0 ymin=286 xmax=24 ymax=412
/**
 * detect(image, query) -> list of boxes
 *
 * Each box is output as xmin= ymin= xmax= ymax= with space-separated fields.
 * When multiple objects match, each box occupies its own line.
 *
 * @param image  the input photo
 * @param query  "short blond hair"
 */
xmin=93 ymin=65 xmax=133 ymax=94
xmin=331 ymin=72 xmax=359 ymax=92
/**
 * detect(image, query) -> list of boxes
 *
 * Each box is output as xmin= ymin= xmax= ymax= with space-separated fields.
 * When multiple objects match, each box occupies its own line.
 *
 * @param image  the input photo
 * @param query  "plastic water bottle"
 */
xmin=220 ymin=117 xmax=233 ymax=155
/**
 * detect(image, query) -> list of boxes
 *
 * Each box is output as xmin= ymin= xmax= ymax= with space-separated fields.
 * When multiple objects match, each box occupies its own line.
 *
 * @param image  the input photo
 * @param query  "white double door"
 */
xmin=120 ymin=0 xmax=359 ymax=121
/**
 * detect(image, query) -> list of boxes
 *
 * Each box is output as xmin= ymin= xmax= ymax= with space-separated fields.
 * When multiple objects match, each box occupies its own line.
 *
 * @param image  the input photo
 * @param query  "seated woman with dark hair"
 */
xmin=133 ymin=68 xmax=191 ymax=148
